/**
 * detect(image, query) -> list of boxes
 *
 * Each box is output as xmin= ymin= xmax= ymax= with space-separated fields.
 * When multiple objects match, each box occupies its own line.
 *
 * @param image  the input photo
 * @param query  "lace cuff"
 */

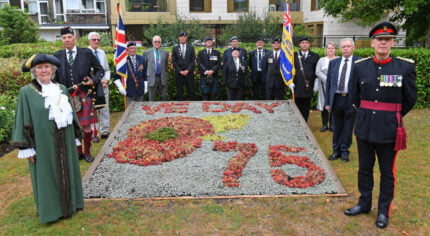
xmin=18 ymin=148 xmax=36 ymax=159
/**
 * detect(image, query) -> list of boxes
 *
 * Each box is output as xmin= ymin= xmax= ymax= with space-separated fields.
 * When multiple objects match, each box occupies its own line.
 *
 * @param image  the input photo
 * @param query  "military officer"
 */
xmin=172 ymin=32 xmax=196 ymax=101
xmin=344 ymin=22 xmax=417 ymax=229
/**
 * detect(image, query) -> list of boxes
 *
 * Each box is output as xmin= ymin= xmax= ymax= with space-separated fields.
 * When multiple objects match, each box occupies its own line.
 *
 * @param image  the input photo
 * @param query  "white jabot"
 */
xmin=18 ymin=148 xmax=36 ymax=159
xmin=38 ymin=81 xmax=74 ymax=129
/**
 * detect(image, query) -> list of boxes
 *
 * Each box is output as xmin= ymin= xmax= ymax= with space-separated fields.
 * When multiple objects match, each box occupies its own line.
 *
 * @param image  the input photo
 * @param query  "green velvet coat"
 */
xmin=11 ymin=80 xmax=84 ymax=224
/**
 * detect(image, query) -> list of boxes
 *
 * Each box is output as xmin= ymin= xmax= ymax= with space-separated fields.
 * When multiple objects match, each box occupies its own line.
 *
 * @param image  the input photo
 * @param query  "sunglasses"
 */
xmin=91 ymin=39 xmax=101 ymax=41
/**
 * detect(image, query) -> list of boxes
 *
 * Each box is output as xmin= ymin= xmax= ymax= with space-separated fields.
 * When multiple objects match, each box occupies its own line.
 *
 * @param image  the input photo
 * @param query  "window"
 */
xmin=227 ymin=0 xmax=248 ymax=12
xmin=190 ymin=0 xmax=211 ymax=12
xmin=66 ymin=0 xmax=106 ymax=13
xmin=269 ymin=0 xmax=300 ymax=12
xmin=311 ymin=0 xmax=320 ymax=11
xmin=127 ymin=0 xmax=168 ymax=12
xmin=0 ymin=0 xmax=9 ymax=8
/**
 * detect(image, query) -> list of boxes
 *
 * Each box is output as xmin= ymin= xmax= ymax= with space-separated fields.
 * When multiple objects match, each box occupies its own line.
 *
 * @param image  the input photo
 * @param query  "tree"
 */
xmin=0 ymin=5 xmax=39 ymax=45
xmin=320 ymin=0 xmax=430 ymax=47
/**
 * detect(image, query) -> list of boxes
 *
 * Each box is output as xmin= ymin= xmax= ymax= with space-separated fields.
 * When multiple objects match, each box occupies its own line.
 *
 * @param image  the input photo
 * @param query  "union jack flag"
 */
xmin=280 ymin=0 xmax=295 ymax=86
xmin=114 ymin=0 xmax=127 ymax=78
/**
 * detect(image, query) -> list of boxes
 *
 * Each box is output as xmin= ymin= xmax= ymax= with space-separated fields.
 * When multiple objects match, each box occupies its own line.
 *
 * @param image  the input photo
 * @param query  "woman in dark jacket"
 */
xmin=223 ymin=49 xmax=248 ymax=100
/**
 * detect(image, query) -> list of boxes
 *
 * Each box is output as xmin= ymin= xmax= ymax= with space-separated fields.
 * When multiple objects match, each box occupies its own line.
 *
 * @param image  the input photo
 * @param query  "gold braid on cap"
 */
xmin=25 ymin=54 xmax=37 ymax=69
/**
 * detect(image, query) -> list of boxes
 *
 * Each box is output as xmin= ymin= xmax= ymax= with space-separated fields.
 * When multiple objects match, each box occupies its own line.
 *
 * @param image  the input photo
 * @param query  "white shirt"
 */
xmin=336 ymin=55 xmax=353 ymax=93
xmin=88 ymin=46 xmax=111 ymax=81
xmin=180 ymin=44 xmax=186 ymax=55
xmin=234 ymin=58 xmax=240 ymax=71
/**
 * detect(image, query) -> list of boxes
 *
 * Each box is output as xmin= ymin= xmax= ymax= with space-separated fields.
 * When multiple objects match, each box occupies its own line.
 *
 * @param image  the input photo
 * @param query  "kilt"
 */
xmin=71 ymin=90 xmax=98 ymax=126
xmin=199 ymin=76 xmax=219 ymax=94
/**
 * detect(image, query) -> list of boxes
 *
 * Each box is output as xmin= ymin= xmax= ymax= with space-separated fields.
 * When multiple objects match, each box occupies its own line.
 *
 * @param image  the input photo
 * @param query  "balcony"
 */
xmin=28 ymin=13 xmax=107 ymax=26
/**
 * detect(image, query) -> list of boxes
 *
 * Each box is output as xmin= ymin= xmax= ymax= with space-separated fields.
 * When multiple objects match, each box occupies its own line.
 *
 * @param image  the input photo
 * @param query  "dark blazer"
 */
xmin=222 ymin=58 xmax=248 ymax=88
xmin=197 ymin=48 xmax=221 ymax=78
xmin=293 ymin=50 xmax=319 ymax=97
xmin=172 ymin=44 xmax=195 ymax=75
xmin=54 ymin=47 xmax=104 ymax=90
xmin=325 ymin=55 xmax=360 ymax=109
xmin=223 ymin=47 xmax=247 ymax=65
xmin=113 ymin=55 xmax=147 ymax=97
xmin=352 ymin=57 xmax=417 ymax=143
xmin=249 ymin=48 xmax=270 ymax=82
xmin=262 ymin=51 xmax=284 ymax=89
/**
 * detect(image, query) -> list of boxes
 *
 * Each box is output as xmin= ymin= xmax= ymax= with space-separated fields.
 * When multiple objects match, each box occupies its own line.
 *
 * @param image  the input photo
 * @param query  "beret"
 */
xmin=256 ymin=37 xmax=264 ymax=42
xmin=272 ymin=38 xmax=281 ymax=43
xmin=22 ymin=54 xmax=61 ymax=72
xmin=204 ymin=37 xmax=213 ymax=42
xmin=229 ymin=36 xmax=238 ymax=42
xmin=127 ymin=41 xmax=136 ymax=47
xmin=178 ymin=32 xmax=187 ymax=37
xmin=298 ymin=37 xmax=310 ymax=43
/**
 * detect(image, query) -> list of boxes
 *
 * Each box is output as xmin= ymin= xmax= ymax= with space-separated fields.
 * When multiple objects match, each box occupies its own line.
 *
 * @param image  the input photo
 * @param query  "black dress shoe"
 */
xmin=341 ymin=153 xmax=350 ymax=162
xmin=320 ymin=126 xmax=328 ymax=132
xmin=101 ymin=133 xmax=110 ymax=139
xmin=328 ymin=153 xmax=340 ymax=160
xmin=84 ymin=154 xmax=94 ymax=163
xmin=375 ymin=214 xmax=389 ymax=228
xmin=344 ymin=205 xmax=370 ymax=216
xmin=92 ymin=136 xmax=100 ymax=143
xmin=79 ymin=154 xmax=85 ymax=160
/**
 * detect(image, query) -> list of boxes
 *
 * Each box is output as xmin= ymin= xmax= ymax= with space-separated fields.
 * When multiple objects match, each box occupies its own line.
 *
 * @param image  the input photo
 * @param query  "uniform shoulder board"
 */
xmin=354 ymin=57 xmax=371 ymax=64
xmin=396 ymin=56 xmax=415 ymax=63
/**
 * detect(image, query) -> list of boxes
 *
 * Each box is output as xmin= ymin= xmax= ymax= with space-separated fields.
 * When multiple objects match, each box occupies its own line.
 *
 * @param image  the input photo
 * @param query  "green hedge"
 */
xmin=0 ymin=43 xmax=429 ymax=144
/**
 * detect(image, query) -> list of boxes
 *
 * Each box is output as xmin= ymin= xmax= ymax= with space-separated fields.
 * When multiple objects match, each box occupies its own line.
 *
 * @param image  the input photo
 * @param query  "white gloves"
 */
xmin=288 ymin=83 xmax=295 ymax=93
xmin=114 ymin=80 xmax=127 ymax=96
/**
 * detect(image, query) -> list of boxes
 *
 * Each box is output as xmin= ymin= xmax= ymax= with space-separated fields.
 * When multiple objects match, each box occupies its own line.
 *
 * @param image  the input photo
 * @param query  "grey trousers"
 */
xmin=94 ymin=86 xmax=110 ymax=135
xmin=148 ymin=75 xmax=167 ymax=101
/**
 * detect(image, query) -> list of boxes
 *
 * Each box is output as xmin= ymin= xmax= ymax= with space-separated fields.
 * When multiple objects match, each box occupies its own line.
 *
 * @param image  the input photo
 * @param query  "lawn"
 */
xmin=0 ymin=108 xmax=429 ymax=235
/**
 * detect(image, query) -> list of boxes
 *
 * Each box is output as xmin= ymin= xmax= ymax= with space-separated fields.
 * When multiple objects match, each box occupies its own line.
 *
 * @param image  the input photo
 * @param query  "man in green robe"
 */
xmin=10 ymin=54 xmax=84 ymax=224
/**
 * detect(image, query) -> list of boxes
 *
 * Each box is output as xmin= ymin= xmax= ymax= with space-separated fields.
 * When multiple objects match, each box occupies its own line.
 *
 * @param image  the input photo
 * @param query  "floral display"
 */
xmin=95 ymin=101 xmax=335 ymax=197
xmin=268 ymin=145 xmax=326 ymax=188
xmin=213 ymin=141 xmax=258 ymax=187
xmin=108 ymin=116 xmax=214 ymax=166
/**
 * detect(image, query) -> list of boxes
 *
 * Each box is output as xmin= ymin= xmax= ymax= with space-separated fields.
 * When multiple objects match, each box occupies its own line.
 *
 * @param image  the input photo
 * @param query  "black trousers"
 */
xmin=175 ymin=74 xmax=195 ymax=101
xmin=332 ymin=94 xmax=355 ymax=155
xmin=266 ymin=86 xmax=285 ymax=100
xmin=294 ymin=97 xmax=311 ymax=122
xmin=321 ymin=109 xmax=332 ymax=128
xmin=357 ymin=138 xmax=397 ymax=216
xmin=252 ymin=71 xmax=265 ymax=100
xmin=228 ymin=87 xmax=243 ymax=100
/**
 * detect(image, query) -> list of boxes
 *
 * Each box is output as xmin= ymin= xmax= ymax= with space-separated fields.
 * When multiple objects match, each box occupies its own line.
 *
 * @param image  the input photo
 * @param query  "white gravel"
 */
xmin=83 ymin=101 xmax=342 ymax=198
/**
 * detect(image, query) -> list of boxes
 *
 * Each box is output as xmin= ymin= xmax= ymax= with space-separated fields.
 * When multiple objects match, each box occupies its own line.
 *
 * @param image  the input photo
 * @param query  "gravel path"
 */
xmin=83 ymin=101 xmax=342 ymax=198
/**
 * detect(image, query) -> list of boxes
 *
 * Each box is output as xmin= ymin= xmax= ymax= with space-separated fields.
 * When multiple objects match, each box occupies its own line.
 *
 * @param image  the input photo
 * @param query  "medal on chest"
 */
xmin=378 ymin=74 xmax=403 ymax=87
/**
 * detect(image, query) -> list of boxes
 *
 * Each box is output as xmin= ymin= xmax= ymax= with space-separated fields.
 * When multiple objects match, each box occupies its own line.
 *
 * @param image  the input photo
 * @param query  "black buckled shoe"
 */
xmin=320 ymin=126 xmax=328 ymax=132
xmin=101 ymin=132 xmax=110 ymax=139
xmin=85 ymin=154 xmax=94 ymax=163
xmin=344 ymin=205 xmax=370 ymax=216
xmin=79 ymin=154 xmax=85 ymax=160
xmin=328 ymin=153 xmax=340 ymax=160
xmin=341 ymin=153 xmax=350 ymax=162
xmin=376 ymin=214 xmax=389 ymax=229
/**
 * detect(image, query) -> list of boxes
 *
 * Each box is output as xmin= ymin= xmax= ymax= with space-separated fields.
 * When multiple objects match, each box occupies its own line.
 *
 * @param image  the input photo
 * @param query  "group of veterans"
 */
xmin=10 ymin=22 xmax=416 ymax=230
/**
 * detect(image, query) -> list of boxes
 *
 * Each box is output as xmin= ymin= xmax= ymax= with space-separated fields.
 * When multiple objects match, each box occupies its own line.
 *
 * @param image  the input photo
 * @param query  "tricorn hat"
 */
xmin=22 ymin=54 xmax=61 ymax=72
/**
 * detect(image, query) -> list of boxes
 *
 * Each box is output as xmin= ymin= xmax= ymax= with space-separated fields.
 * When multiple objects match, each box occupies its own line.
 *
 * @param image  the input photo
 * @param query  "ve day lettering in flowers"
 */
xmin=83 ymin=101 xmax=344 ymax=198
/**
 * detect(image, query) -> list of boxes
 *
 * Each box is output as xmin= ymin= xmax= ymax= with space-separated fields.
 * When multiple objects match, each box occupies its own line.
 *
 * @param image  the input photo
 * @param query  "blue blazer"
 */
xmin=325 ymin=55 xmax=360 ymax=109
xmin=248 ymin=49 xmax=270 ymax=82
xmin=114 ymin=55 xmax=147 ymax=97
